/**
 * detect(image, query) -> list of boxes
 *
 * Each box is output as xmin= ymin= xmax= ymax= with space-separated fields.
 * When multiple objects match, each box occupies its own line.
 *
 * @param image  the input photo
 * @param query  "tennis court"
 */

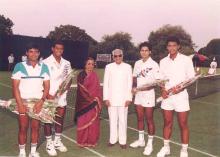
xmin=0 ymin=70 xmax=220 ymax=157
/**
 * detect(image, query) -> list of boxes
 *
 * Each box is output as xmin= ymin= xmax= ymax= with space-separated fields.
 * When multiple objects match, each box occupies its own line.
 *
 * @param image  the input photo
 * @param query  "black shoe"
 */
xmin=107 ymin=142 xmax=117 ymax=147
xmin=120 ymin=144 xmax=127 ymax=149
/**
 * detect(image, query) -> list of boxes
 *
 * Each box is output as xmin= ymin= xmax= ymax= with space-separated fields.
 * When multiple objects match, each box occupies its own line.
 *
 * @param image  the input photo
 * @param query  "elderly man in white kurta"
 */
xmin=103 ymin=49 xmax=132 ymax=149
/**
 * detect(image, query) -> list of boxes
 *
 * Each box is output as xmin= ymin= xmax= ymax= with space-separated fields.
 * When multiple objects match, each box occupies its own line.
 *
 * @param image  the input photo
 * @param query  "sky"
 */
xmin=0 ymin=0 xmax=220 ymax=50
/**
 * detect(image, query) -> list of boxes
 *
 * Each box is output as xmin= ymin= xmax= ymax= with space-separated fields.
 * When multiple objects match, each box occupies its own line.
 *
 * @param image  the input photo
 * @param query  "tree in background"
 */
xmin=0 ymin=15 xmax=13 ymax=35
xmin=94 ymin=32 xmax=138 ymax=61
xmin=198 ymin=39 xmax=220 ymax=67
xmin=206 ymin=39 xmax=220 ymax=56
xmin=198 ymin=39 xmax=220 ymax=57
xmin=148 ymin=24 xmax=195 ymax=61
xmin=47 ymin=24 xmax=98 ymax=55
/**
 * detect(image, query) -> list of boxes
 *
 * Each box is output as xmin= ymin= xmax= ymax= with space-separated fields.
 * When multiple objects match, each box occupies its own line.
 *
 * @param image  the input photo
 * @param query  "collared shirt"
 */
xmin=8 ymin=56 xmax=14 ymax=63
xmin=160 ymin=53 xmax=195 ymax=90
xmin=210 ymin=61 xmax=217 ymax=68
xmin=21 ymin=55 xmax=27 ymax=62
xmin=133 ymin=57 xmax=160 ymax=87
xmin=43 ymin=54 xmax=72 ymax=96
xmin=103 ymin=62 xmax=132 ymax=106
xmin=11 ymin=61 xmax=50 ymax=99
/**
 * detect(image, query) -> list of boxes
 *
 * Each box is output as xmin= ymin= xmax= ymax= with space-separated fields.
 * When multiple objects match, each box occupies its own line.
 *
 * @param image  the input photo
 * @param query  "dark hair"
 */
xmin=139 ymin=42 xmax=152 ymax=51
xmin=26 ymin=43 xmax=40 ymax=51
xmin=166 ymin=36 xmax=180 ymax=45
xmin=84 ymin=57 xmax=95 ymax=67
xmin=52 ymin=40 xmax=64 ymax=47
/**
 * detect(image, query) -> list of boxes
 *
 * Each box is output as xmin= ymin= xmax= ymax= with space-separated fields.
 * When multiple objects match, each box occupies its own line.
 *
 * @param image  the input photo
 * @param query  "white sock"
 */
xmin=138 ymin=130 xmax=145 ymax=141
xmin=55 ymin=133 xmax=61 ymax=141
xmin=19 ymin=144 xmax=26 ymax=154
xmin=164 ymin=139 xmax=170 ymax=147
xmin=147 ymin=135 xmax=154 ymax=146
xmin=31 ymin=143 xmax=37 ymax=154
xmin=46 ymin=135 xmax=52 ymax=143
xmin=182 ymin=144 xmax=188 ymax=152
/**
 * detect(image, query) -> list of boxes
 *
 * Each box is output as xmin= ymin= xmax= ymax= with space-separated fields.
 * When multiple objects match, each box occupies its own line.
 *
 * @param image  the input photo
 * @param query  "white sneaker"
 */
xmin=28 ymin=152 xmax=40 ymax=157
xmin=18 ymin=153 xmax=26 ymax=157
xmin=143 ymin=144 xmax=153 ymax=155
xmin=129 ymin=140 xmax=145 ymax=148
xmin=54 ymin=139 xmax=67 ymax=152
xmin=46 ymin=141 xmax=57 ymax=156
xmin=157 ymin=146 xmax=170 ymax=157
xmin=180 ymin=149 xmax=188 ymax=157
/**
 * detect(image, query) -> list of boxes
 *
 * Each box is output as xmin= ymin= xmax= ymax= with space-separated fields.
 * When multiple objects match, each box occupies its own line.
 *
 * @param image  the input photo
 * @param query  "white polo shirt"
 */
xmin=43 ymin=55 xmax=71 ymax=107
xmin=133 ymin=58 xmax=160 ymax=107
xmin=21 ymin=55 xmax=27 ymax=62
xmin=159 ymin=53 xmax=195 ymax=111
xmin=11 ymin=61 xmax=50 ymax=99
xmin=8 ymin=56 xmax=14 ymax=63
xmin=160 ymin=53 xmax=195 ymax=90
xmin=210 ymin=61 xmax=217 ymax=68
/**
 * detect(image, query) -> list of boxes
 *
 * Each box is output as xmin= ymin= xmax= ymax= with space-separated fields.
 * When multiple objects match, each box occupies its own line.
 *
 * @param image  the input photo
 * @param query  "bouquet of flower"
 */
xmin=156 ymin=74 xmax=201 ymax=103
xmin=135 ymin=79 xmax=169 ymax=92
xmin=55 ymin=69 xmax=77 ymax=97
xmin=0 ymin=98 xmax=61 ymax=125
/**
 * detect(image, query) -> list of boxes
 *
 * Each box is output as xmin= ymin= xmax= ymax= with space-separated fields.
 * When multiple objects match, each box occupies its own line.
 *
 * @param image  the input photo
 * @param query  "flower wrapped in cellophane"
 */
xmin=55 ymin=69 xmax=77 ymax=97
xmin=0 ymin=98 xmax=61 ymax=125
xmin=135 ymin=79 xmax=169 ymax=92
xmin=156 ymin=74 xmax=201 ymax=103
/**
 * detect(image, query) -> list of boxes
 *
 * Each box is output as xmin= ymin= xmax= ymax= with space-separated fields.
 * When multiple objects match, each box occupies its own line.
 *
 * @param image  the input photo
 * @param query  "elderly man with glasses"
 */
xmin=103 ymin=49 xmax=132 ymax=149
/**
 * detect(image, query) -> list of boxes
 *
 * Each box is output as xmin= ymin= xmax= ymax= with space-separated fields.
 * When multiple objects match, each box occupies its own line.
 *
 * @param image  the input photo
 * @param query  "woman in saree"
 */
xmin=75 ymin=57 xmax=102 ymax=147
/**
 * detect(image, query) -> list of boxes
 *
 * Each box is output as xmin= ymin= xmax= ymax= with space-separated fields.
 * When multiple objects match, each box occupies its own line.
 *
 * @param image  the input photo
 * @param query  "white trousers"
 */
xmin=108 ymin=106 xmax=128 ymax=145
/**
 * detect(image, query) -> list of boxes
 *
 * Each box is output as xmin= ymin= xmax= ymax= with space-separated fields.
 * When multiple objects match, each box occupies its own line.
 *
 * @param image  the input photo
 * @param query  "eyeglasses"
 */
xmin=113 ymin=54 xmax=122 ymax=58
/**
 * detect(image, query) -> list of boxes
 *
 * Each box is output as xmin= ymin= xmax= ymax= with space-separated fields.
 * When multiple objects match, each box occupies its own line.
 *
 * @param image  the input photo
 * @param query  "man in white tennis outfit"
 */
xmin=157 ymin=36 xmax=195 ymax=157
xmin=43 ymin=41 xmax=72 ymax=156
xmin=130 ymin=42 xmax=160 ymax=155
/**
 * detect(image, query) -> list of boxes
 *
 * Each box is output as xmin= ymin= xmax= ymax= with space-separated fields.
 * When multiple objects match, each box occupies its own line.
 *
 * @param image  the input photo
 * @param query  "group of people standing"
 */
xmin=11 ymin=36 xmax=195 ymax=157
xmin=102 ymin=36 xmax=195 ymax=157
xmin=12 ymin=41 xmax=72 ymax=157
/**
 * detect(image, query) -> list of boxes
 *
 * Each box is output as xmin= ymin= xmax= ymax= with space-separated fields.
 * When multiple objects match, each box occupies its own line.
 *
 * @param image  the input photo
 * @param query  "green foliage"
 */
xmin=47 ymin=24 xmax=97 ymax=44
xmin=93 ymin=32 xmax=139 ymax=60
xmin=0 ymin=15 xmax=13 ymax=35
xmin=47 ymin=24 xmax=98 ymax=57
xmin=206 ymin=39 xmax=220 ymax=55
xmin=148 ymin=24 xmax=195 ymax=61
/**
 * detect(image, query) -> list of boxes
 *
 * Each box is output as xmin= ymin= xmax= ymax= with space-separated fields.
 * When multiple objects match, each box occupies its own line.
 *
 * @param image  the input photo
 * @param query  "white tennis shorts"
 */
xmin=134 ymin=90 xmax=155 ymax=107
xmin=161 ymin=90 xmax=190 ymax=112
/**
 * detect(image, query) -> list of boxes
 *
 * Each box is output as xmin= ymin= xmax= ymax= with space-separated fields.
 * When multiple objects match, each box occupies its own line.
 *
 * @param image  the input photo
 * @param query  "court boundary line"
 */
xmin=61 ymin=134 xmax=107 ymax=157
xmin=0 ymin=83 xmax=106 ymax=157
xmin=193 ymin=100 xmax=219 ymax=106
xmin=101 ymin=118 xmax=217 ymax=157
xmin=0 ymin=82 xmax=218 ymax=157
xmin=0 ymin=82 xmax=12 ymax=88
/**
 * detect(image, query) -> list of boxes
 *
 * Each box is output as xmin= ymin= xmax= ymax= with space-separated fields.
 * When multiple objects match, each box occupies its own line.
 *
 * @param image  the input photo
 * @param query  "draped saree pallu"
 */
xmin=75 ymin=71 xmax=102 ymax=147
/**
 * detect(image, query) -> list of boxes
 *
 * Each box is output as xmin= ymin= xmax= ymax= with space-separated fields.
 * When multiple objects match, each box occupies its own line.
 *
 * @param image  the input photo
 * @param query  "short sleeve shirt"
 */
xmin=133 ymin=58 xmax=160 ymax=87
xmin=11 ymin=61 xmax=50 ymax=99
xmin=160 ymin=53 xmax=195 ymax=90
xmin=43 ymin=55 xmax=72 ymax=96
xmin=133 ymin=58 xmax=160 ymax=106
xmin=8 ymin=56 xmax=14 ymax=63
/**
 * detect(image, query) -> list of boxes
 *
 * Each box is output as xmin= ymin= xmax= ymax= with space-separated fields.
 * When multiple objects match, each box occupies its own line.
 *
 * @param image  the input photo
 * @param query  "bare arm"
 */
xmin=12 ymin=79 xmax=26 ymax=114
